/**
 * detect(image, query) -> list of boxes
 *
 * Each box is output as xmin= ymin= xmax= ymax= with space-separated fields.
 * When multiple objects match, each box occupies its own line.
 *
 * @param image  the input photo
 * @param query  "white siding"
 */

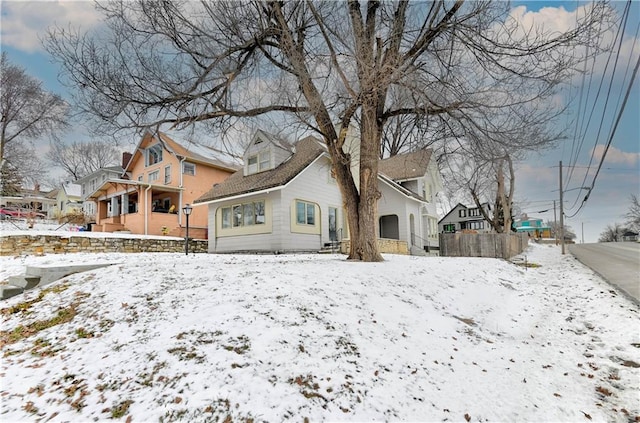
xmin=280 ymin=156 xmax=343 ymax=251
xmin=378 ymin=182 xmax=423 ymax=248
xmin=207 ymin=156 xmax=343 ymax=253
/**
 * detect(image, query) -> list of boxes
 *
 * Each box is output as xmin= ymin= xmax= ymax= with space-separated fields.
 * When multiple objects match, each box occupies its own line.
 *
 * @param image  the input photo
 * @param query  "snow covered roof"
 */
xmin=62 ymin=182 xmax=82 ymax=198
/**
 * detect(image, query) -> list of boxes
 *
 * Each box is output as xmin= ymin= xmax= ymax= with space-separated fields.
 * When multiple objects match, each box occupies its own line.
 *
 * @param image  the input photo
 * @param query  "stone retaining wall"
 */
xmin=0 ymin=235 xmax=208 ymax=256
xmin=340 ymin=238 xmax=409 ymax=255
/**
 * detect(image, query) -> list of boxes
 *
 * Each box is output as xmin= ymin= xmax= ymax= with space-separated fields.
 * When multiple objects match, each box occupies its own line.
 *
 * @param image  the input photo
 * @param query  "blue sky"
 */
xmin=1 ymin=0 xmax=638 ymax=243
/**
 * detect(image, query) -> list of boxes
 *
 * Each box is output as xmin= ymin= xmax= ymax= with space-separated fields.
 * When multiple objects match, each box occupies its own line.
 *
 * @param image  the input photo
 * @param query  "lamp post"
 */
xmin=182 ymin=203 xmax=192 ymax=255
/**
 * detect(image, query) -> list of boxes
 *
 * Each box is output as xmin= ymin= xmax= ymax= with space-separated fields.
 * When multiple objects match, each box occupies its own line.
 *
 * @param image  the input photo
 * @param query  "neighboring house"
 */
xmin=195 ymin=130 xmax=442 ymax=254
xmin=75 ymin=166 xmax=125 ymax=223
xmin=1 ymin=184 xmax=56 ymax=216
xmin=51 ymin=182 xmax=83 ymax=218
xmin=621 ymin=230 xmax=639 ymax=242
xmin=438 ymin=203 xmax=493 ymax=234
xmin=513 ymin=215 xmax=552 ymax=238
xmin=86 ymin=132 xmax=238 ymax=237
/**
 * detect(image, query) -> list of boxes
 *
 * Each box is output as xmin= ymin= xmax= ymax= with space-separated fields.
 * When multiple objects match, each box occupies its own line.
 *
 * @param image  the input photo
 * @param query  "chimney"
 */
xmin=34 ymin=182 xmax=40 ymax=193
xmin=122 ymin=152 xmax=133 ymax=169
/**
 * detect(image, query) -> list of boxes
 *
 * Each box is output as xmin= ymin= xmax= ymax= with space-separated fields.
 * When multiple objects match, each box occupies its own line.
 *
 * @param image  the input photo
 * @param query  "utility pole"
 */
xmin=553 ymin=200 xmax=557 ymax=246
xmin=581 ymin=221 xmax=584 ymax=244
xmin=559 ymin=161 xmax=565 ymax=254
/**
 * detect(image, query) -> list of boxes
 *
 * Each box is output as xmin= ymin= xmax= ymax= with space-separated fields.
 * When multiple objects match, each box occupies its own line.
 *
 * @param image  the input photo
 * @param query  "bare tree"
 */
xmin=624 ymin=194 xmax=640 ymax=233
xmin=46 ymin=1 xmax=613 ymax=261
xmin=0 ymin=53 xmax=69 ymax=189
xmin=546 ymin=220 xmax=576 ymax=240
xmin=598 ymin=223 xmax=625 ymax=242
xmin=46 ymin=138 xmax=120 ymax=181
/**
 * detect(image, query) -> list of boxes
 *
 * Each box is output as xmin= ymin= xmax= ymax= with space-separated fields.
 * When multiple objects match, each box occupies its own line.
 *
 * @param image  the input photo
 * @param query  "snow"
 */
xmin=0 ymin=240 xmax=638 ymax=422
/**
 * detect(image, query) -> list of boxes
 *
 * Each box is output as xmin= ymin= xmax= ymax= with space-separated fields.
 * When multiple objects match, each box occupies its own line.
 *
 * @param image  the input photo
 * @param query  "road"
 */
xmin=569 ymin=242 xmax=640 ymax=303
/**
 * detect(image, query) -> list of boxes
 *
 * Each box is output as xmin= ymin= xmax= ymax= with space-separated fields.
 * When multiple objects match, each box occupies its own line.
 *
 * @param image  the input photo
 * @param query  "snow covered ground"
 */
xmin=0 ymin=239 xmax=638 ymax=422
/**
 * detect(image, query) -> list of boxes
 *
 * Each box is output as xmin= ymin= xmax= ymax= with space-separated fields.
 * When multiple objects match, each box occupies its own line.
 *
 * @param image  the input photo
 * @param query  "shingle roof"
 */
xmin=195 ymin=136 xmax=326 ymax=203
xmin=378 ymin=149 xmax=433 ymax=181
xmin=159 ymin=133 xmax=241 ymax=171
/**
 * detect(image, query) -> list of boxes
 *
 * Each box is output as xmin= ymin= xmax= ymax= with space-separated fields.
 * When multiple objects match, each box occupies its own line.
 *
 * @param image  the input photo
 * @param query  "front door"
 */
xmin=329 ymin=207 xmax=337 ymax=241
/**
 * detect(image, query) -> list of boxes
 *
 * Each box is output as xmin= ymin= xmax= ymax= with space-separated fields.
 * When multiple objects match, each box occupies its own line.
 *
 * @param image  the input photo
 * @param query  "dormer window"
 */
xmin=145 ymin=144 xmax=163 ymax=166
xmin=247 ymin=150 xmax=270 ymax=174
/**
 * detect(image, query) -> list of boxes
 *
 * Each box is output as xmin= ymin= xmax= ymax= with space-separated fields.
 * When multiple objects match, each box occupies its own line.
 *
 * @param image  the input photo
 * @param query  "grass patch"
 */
xmin=0 ymin=283 xmax=71 ymax=316
xmin=110 ymin=399 xmax=133 ymax=419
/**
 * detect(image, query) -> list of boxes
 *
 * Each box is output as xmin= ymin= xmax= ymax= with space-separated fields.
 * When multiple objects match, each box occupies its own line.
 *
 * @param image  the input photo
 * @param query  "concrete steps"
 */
xmin=1 ymin=262 xmax=118 ymax=300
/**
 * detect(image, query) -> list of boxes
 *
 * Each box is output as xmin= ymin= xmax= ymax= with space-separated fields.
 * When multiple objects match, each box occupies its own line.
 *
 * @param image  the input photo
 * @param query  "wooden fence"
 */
xmin=439 ymin=232 xmax=528 ymax=259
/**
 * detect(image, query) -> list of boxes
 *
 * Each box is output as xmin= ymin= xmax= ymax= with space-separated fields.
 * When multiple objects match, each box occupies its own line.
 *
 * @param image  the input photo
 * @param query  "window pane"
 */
xmin=296 ymin=201 xmax=305 ymax=224
xmin=248 ymin=156 xmax=257 ymax=165
xmin=221 ymin=207 xmax=231 ymax=228
xmin=255 ymin=201 xmax=265 ymax=224
xmin=306 ymin=203 xmax=315 ymax=225
xmin=243 ymin=203 xmax=255 ymax=226
xmin=233 ymin=205 xmax=242 ymax=227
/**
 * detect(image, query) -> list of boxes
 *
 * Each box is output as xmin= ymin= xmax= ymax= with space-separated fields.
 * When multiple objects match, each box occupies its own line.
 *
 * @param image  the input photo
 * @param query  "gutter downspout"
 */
xmin=178 ymin=156 xmax=186 ymax=226
xmin=144 ymin=184 xmax=152 ymax=235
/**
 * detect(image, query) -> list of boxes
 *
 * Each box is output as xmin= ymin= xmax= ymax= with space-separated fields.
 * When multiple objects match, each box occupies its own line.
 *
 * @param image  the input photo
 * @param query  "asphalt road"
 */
xmin=569 ymin=242 xmax=640 ymax=303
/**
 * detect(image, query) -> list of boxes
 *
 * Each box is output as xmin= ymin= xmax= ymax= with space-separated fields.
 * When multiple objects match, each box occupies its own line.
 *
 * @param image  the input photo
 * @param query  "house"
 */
xmin=438 ymin=203 xmax=493 ymax=234
xmin=621 ymin=230 xmax=639 ymax=242
xmin=194 ymin=130 xmax=442 ymax=254
xmin=513 ymin=214 xmax=552 ymax=238
xmin=51 ymin=182 xmax=83 ymax=218
xmin=86 ymin=132 xmax=239 ymax=237
xmin=1 ymin=184 xmax=56 ymax=217
xmin=75 ymin=165 xmax=125 ymax=223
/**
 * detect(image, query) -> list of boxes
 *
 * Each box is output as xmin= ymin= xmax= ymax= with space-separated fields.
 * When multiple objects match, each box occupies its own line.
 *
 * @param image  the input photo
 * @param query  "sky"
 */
xmin=1 ymin=0 xmax=638 ymax=243
xmin=1 ymin=221 xmax=639 ymax=420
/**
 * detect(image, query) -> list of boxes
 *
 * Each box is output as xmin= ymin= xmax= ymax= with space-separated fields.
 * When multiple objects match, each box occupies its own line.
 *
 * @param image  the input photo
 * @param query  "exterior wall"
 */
xmin=92 ymin=134 xmax=232 ymax=236
xmin=52 ymin=190 xmax=82 ymax=218
xmin=0 ymin=234 xmax=207 ymax=256
xmin=280 ymin=156 xmax=343 ymax=251
xmin=377 ymin=182 xmax=423 ymax=249
xmin=439 ymin=204 xmax=492 ymax=234
xmin=208 ymin=191 xmax=283 ymax=252
xmin=208 ymin=156 xmax=343 ymax=253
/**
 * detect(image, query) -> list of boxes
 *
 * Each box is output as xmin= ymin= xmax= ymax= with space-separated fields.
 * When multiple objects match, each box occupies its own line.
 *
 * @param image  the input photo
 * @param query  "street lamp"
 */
xmin=182 ymin=203 xmax=192 ymax=255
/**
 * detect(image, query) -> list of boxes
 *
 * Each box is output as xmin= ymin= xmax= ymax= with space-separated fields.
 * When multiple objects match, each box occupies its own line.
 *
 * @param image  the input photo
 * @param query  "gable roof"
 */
xmin=378 ymin=149 xmax=433 ymax=181
xmin=61 ymin=182 xmax=82 ymax=198
xmin=75 ymin=166 xmax=124 ymax=184
xmin=195 ymin=136 xmax=326 ymax=204
xmin=125 ymin=132 xmax=240 ymax=173
xmin=251 ymin=129 xmax=294 ymax=153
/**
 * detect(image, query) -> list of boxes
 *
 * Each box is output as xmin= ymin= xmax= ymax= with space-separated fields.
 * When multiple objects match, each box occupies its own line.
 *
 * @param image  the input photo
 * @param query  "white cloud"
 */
xmin=1 ymin=0 xmax=101 ymax=53
xmin=591 ymin=144 xmax=640 ymax=165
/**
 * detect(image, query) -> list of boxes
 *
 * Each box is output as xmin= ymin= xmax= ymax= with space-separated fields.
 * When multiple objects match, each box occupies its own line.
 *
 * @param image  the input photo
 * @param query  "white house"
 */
xmin=51 ymin=182 xmax=83 ymax=218
xmin=75 ymin=166 xmax=124 ymax=222
xmin=438 ymin=203 xmax=493 ymax=234
xmin=195 ymin=130 xmax=442 ymax=255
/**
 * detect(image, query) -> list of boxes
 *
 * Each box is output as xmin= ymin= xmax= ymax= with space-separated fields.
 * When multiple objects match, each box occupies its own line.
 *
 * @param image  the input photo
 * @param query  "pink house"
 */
xmin=88 ymin=132 xmax=238 ymax=238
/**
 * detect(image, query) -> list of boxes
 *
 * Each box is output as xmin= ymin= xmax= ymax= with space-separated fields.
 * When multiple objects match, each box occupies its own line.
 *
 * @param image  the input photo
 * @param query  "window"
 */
xmin=137 ymin=174 xmax=143 ymax=182
xmin=468 ymin=208 xmax=481 ymax=217
xmin=296 ymin=200 xmax=315 ymax=225
xmin=469 ymin=221 xmax=484 ymax=230
xmin=443 ymin=223 xmax=455 ymax=232
xmin=247 ymin=150 xmax=270 ymax=174
xmin=149 ymin=170 xmax=159 ymax=182
xmin=145 ymin=144 xmax=163 ymax=166
xmin=459 ymin=209 xmax=467 ymax=218
xmin=164 ymin=165 xmax=171 ymax=184
xmin=222 ymin=200 xmax=265 ymax=228
xmin=183 ymin=162 xmax=196 ymax=176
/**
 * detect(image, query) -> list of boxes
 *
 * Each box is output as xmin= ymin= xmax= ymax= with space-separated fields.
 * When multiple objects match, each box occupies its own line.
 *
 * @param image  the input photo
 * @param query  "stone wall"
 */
xmin=0 ymin=235 xmax=208 ymax=256
xmin=340 ymin=238 xmax=409 ymax=255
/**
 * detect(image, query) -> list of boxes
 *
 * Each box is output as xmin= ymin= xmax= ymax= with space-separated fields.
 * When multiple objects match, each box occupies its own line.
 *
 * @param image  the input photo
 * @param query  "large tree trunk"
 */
xmin=355 ymin=103 xmax=383 ymax=262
